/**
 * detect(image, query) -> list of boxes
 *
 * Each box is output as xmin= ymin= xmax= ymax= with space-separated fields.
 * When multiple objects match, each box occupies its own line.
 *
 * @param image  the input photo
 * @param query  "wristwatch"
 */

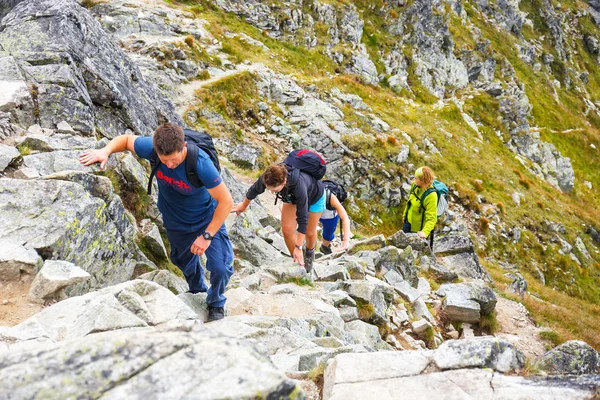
xmin=201 ymin=232 xmax=214 ymax=241
xmin=294 ymin=244 xmax=302 ymax=250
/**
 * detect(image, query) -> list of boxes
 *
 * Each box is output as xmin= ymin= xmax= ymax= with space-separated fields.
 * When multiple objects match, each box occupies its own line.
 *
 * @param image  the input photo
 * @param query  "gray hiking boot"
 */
xmin=320 ymin=243 xmax=332 ymax=255
xmin=304 ymin=248 xmax=315 ymax=274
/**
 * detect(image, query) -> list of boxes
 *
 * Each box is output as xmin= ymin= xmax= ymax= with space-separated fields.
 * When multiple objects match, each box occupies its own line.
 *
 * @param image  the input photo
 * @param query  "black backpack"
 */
xmin=284 ymin=149 xmax=326 ymax=180
xmin=146 ymin=129 xmax=221 ymax=195
xmin=323 ymin=180 xmax=347 ymax=210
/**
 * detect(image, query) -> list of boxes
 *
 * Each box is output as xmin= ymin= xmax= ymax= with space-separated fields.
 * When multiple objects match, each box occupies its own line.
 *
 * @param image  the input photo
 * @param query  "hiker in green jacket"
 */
xmin=402 ymin=166 xmax=438 ymax=239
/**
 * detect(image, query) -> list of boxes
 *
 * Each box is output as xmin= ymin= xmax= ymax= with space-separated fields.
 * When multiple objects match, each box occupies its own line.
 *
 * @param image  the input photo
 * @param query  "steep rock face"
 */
xmin=0 ymin=178 xmax=148 ymax=295
xmin=0 ymin=0 xmax=182 ymax=137
xmin=402 ymin=0 xmax=469 ymax=98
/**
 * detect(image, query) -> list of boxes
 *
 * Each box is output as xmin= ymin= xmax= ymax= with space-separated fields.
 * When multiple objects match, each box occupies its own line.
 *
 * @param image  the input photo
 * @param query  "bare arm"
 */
xmin=79 ymin=135 xmax=138 ymax=169
xmin=331 ymin=195 xmax=351 ymax=251
xmin=190 ymin=182 xmax=234 ymax=255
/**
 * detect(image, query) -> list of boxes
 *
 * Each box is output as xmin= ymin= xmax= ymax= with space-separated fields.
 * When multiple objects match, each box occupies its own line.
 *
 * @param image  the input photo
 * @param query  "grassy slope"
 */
xmin=165 ymin=0 xmax=600 ymax=348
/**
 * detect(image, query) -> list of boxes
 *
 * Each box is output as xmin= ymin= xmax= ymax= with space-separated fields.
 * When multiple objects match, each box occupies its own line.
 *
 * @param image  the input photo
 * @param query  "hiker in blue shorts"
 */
xmin=80 ymin=123 xmax=234 ymax=321
xmin=319 ymin=192 xmax=351 ymax=255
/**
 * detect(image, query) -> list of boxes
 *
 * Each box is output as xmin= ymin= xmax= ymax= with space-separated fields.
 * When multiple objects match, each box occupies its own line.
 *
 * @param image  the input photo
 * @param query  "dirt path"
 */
xmin=176 ymin=63 xmax=264 ymax=114
xmin=0 ymin=280 xmax=43 ymax=327
xmin=494 ymin=296 xmax=547 ymax=361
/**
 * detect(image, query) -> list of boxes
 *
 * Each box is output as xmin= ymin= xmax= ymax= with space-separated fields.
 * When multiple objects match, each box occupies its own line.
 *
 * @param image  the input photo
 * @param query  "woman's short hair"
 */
xmin=262 ymin=164 xmax=288 ymax=187
xmin=153 ymin=123 xmax=185 ymax=155
xmin=415 ymin=166 xmax=435 ymax=187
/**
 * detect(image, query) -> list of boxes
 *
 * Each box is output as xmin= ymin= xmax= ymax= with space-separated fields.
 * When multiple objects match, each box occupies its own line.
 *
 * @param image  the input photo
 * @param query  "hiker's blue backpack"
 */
xmin=146 ymin=129 xmax=221 ymax=195
xmin=422 ymin=180 xmax=449 ymax=218
xmin=284 ymin=149 xmax=326 ymax=180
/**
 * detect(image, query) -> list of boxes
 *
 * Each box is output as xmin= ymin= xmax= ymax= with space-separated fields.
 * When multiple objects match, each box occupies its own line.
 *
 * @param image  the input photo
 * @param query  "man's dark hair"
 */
xmin=153 ymin=123 xmax=185 ymax=155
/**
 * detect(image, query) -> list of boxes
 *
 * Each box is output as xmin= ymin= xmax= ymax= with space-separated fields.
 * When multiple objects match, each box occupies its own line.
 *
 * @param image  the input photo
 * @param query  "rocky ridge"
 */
xmin=0 ymin=0 xmax=599 ymax=399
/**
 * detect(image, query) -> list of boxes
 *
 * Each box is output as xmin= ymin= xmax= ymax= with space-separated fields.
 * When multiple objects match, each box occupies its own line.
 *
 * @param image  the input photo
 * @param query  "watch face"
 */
xmin=203 ymin=232 xmax=212 ymax=240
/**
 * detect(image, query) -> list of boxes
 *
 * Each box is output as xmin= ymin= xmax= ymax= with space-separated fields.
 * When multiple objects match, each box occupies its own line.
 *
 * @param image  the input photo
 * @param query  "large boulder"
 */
xmin=540 ymin=340 xmax=600 ymax=375
xmin=433 ymin=233 xmax=490 ymax=280
xmin=342 ymin=280 xmax=388 ymax=324
xmin=1 ymin=280 xmax=197 ymax=346
xmin=376 ymin=245 xmax=419 ymax=287
xmin=323 ymin=366 xmax=600 ymax=400
xmin=0 ymin=178 xmax=147 ymax=295
xmin=433 ymin=337 xmax=525 ymax=373
xmin=323 ymin=351 xmax=433 ymax=399
xmin=436 ymin=282 xmax=497 ymax=323
xmin=0 ymin=321 xmax=302 ymax=399
xmin=28 ymin=259 xmax=91 ymax=304
xmin=0 ymin=241 xmax=42 ymax=282
xmin=0 ymin=0 xmax=181 ymax=137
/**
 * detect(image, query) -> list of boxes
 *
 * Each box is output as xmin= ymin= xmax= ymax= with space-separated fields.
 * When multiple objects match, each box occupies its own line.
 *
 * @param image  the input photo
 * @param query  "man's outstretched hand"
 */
xmin=80 ymin=149 xmax=109 ymax=169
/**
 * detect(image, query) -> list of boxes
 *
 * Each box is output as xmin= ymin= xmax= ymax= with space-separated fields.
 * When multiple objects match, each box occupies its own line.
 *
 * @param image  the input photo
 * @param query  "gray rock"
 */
xmin=229 ymin=144 xmax=263 ymax=169
xmin=264 ymin=258 xmax=309 ymax=282
xmin=323 ymin=351 xmax=432 ymax=399
xmin=412 ymin=297 xmax=435 ymax=325
xmin=342 ymin=280 xmax=388 ymax=324
xmin=2 ymin=280 xmax=196 ymax=345
xmin=324 ymin=367 xmax=600 ymax=400
xmin=396 ymin=144 xmax=410 ymax=164
xmin=0 ymin=144 xmax=19 ymax=171
xmin=540 ymin=340 xmax=600 ymax=375
xmin=387 ymin=230 xmax=432 ymax=255
xmin=376 ymin=245 xmax=418 ymax=287
xmin=44 ymin=171 xmax=114 ymax=202
xmin=15 ymin=133 xmax=97 ymax=152
xmin=344 ymin=320 xmax=391 ymax=350
xmin=384 ymin=270 xmax=420 ymax=303
xmin=138 ymin=270 xmax=188 ymax=295
xmin=0 ymin=322 xmax=301 ymax=399
xmin=21 ymin=150 xmax=94 ymax=177
xmin=434 ymin=337 xmax=525 ymax=373
xmin=0 ymin=179 xmax=146 ymax=294
xmin=428 ymin=262 xmax=458 ymax=282
xmin=585 ymin=35 xmax=600 ymax=54
xmin=411 ymin=319 xmax=432 ymax=335
xmin=28 ymin=260 xmax=90 ymax=304
xmin=433 ymin=234 xmax=474 ymax=255
xmin=346 ymin=47 xmax=379 ymax=85
xmin=0 ymin=241 xmax=43 ymax=281
xmin=338 ymin=306 xmax=359 ymax=322
xmin=439 ymin=252 xmax=490 ymax=281
xmin=573 ymin=237 xmax=593 ymax=265
xmin=177 ymin=292 xmax=209 ymax=321
xmin=507 ymin=274 xmax=528 ymax=298
xmin=0 ymin=0 xmax=181 ymax=137
xmin=437 ymin=282 xmax=497 ymax=323
xmin=315 ymin=259 xmax=350 ymax=281
xmin=229 ymin=214 xmax=281 ymax=266
xmin=139 ymin=219 xmax=168 ymax=261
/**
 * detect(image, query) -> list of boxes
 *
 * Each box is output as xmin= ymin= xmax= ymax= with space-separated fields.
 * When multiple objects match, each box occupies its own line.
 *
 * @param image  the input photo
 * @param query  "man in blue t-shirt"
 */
xmin=80 ymin=123 xmax=234 ymax=321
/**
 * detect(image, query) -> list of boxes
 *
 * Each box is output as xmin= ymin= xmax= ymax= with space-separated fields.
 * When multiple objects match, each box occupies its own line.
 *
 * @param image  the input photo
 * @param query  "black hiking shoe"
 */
xmin=304 ymin=248 xmax=315 ymax=274
xmin=208 ymin=306 xmax=225 ymax=322
xmin=320 ymin=244 xmax=332 ymax=255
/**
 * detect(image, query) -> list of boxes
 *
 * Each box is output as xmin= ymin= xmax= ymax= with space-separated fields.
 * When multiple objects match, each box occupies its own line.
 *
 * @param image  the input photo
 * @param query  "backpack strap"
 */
xmin=147 ymin=149 xmax=161 ymax=195
xmin=419 ymin=187 xmax=438 ymax=231
xmin=404 ymin=183 xmax=418 ymax=220
xmin=184 ymin=142 xmax=202 ymax=188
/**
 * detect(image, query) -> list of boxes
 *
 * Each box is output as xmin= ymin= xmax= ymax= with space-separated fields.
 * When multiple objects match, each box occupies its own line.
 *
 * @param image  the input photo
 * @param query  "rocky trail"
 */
xmin=1 ymin=0 xmax=599 ymax=398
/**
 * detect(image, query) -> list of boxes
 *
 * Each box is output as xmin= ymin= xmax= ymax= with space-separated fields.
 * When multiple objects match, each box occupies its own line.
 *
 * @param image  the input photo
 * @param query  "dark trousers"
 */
xmin=166 ymin=224 xmax=234 ymax=308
